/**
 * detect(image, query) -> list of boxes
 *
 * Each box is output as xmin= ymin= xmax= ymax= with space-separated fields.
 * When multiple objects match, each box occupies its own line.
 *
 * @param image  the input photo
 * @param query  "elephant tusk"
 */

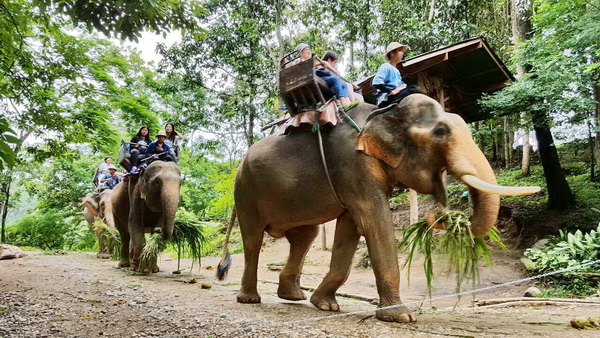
xmin=460 ymin=174 xmax=541 ymax=196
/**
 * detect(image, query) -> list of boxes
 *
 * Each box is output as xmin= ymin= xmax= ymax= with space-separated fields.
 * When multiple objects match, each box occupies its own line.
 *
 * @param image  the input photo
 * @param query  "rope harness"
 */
xmin=312 ymin=100 xmax=362 ymax=210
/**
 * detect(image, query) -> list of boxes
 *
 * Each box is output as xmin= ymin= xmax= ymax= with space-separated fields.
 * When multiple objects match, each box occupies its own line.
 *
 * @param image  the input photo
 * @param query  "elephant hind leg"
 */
xmin=311 ymin=213 xmax=360 ymax=312
xmin=237 ymin=216 xmax=265 ymax=304
xmin=277 ymin=225 xmax=319 ymax=301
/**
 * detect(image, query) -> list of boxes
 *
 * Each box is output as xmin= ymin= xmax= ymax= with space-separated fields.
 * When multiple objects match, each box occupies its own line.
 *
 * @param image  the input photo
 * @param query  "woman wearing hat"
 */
xmin=372 ymin=42 xmax=415 ymax=108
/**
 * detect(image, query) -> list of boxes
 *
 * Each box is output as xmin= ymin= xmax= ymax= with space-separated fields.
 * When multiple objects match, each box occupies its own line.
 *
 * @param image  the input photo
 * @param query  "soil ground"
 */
xmin=1 ymin=221 xmax=599 ymax=337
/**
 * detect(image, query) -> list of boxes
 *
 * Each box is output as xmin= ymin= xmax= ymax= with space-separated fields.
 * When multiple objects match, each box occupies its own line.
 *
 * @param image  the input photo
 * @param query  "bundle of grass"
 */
xmin=171 ymin=210 xmax=206 ymax=272
xmin=93 ymin=219 xmax=121 ymax=260
xmin=139 ymin=232 xmax=165 ymax=273
xmin=138 ymin=209 xmax=206 ymax=274
xmin=398 ymin=211 xmax=506 ymax=294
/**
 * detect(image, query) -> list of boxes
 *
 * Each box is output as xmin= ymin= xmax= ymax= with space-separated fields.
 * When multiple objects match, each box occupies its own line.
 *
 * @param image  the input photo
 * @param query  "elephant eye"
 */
xmin=433 ymin=123 xmax=450 ymax=137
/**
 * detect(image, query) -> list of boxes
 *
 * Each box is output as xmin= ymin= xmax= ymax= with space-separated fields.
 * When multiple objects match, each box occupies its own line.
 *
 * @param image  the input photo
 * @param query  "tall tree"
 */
xmin=512 ymin=0 xmax=533 ymax=175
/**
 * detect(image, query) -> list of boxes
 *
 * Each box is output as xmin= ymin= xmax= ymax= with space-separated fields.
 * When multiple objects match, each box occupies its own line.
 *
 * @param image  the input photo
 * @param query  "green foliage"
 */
xmin=524 ymin=224 xmax=600 ymax=274
xmin=524 ymin=223 xmax=600 ymax=297
xmin=481 ymin=0 xmax=599 ymax=127
xmin=34 ymin=0 xmax=206 ymax=41
xmin=139 ymin=233 xmax=165 ymax=273
xmin=398 ymin=212 xmax=506 ymax=294
xmin=537 ymin=280 xmax=600 ymax=298
xmin=201 ymin=223 xmax=243 ymax=257
xmin=139 ymin=208 xmax=208 ymax=272
xmin=207 ymin=168 xmax=236 ymax=219
xmin=171 ymin=208 xmax=207 ymax=270
xmin=8 ymin=212 xmax=69 ymax=250
xmin=0 ymin=117 xmax=20 ymax=170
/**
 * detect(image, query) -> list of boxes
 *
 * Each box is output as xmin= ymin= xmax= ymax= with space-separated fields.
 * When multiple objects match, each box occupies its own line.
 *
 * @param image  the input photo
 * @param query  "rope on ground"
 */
xmin=162 ymin=259 xmax=600 ymax=337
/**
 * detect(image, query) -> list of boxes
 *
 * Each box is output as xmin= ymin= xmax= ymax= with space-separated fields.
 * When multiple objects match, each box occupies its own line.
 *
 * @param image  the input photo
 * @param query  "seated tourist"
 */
xmin=165 ymin=123 xmax=183 ymax=160
xmin=95 ymin=157 xmax=112 ymax=184
xmin=98 ymin=164 xmax=121 ymax=190
xmin=317 ymin=50 xmax=363 ymax=109
xmin=139 ymin=131 xmax=172 ymax=169
xmin=129 ymin=126 xmax=151 ymax=174
xmin=372 ymin=42 xmax=420 ymax=108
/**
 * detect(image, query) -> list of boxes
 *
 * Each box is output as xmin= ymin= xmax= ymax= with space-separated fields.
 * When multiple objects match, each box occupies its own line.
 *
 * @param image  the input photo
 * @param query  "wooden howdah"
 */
xmin=279 ymin=57 xmax=333 ymax=116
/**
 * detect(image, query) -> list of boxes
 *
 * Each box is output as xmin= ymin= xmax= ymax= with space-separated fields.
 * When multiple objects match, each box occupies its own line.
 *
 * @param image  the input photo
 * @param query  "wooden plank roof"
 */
xmin=358 ymin=37 xmax=513 ymax=122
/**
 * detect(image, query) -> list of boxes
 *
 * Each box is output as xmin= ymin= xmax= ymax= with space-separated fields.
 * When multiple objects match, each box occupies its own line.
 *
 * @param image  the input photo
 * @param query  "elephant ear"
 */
xmin=81 ymin=195 xmax=100 ymax=217
xmin=356 ymin=104 xmax=406 ymax=168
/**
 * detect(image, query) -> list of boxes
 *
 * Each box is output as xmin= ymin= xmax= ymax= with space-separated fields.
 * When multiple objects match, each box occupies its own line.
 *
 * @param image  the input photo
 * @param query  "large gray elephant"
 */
xmin=227 ymin=94 xmax=538 ymax=323
xmin=81 ymin=189 xmax=116 ymax=258
xmin=111 ymin=161 xmax=182 ymax=272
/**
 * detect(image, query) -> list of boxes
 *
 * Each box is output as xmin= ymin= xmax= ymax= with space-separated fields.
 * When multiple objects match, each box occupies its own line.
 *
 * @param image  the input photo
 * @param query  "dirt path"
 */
xmin=1 ymin=223 xmax=599 ymax=337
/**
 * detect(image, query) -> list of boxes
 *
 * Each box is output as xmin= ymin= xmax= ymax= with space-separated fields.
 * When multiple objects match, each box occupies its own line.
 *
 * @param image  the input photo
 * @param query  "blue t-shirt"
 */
xmin=99 ymin=173 xmax=121 ymax=189
xmin=372 ymin=63 xmax=405 ymax=93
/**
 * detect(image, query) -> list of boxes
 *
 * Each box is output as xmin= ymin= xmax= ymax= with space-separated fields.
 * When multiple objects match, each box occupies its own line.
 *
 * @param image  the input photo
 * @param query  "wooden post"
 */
xmin=321 ymin=224 xmax=327 ymax=251
xmin=409 ymin=189 xmax=418 ymax=224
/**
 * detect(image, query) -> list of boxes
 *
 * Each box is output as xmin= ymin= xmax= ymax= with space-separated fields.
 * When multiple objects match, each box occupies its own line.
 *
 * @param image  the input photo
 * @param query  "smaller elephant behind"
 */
xmin=111 ymin=161 xmax=182 ymax=273
xmin=81 ymin=189 xmax=116 ymax=258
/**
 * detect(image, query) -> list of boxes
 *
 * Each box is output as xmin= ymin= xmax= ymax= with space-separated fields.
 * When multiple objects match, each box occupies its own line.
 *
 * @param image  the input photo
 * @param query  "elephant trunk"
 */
xmin=463 ymin=163 xmax=500 ymax=238
xmin=446 ymin=123 xmax=500 ymax=238
xmin=103 ymin=205 xmax=116 ymax=229
xmin=160 ymin=182 xmax=180 ymax=240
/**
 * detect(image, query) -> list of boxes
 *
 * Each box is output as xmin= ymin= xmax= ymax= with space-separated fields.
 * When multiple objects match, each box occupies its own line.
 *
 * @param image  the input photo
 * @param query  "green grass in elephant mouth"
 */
xmin=398 ymin=211 xmax=506 ymax=296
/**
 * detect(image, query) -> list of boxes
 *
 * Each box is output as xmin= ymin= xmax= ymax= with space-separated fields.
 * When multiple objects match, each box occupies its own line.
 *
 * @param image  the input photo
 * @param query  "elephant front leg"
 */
xmin=310 ymin=213 xmax=360 ymax=311
xmin=128 ymin=201 xmax=145 ymax=272
xmin=361 ymin=209 xmax=416 ymax=323
xmin=278 ymin=225 xmax=319 ymax=301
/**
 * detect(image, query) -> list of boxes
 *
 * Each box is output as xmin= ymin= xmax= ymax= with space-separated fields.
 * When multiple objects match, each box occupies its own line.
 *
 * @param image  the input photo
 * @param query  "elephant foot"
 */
xmin=310 ymin=293 xmax=340 ymax=312
xmin=277 ymin=274 xmax=306 ymax=301
xmin=237 ymin=290 xmax=261 ymax=303
xmin=118 ymin=260 xmax=130 ymax=268
xmin=376 ymin=304 xmax=416 ymax=323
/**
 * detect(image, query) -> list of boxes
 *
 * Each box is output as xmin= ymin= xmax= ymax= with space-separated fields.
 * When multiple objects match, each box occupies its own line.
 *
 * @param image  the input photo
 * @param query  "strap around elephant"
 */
xmin=315 ymin=110 xmax=346 ymax=209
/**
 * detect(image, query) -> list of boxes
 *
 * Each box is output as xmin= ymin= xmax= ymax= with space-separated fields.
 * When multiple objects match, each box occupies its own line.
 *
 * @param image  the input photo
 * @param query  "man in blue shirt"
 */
xmin=99 ymin=164 xmax=121 ymax=190
xmin=372 ymin=42 xmax=420 ymax=108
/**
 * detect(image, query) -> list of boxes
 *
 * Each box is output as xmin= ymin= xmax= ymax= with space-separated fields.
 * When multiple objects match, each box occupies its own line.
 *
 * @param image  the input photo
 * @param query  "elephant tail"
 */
xmin=216 ymin=205 xmax=236 ymax=280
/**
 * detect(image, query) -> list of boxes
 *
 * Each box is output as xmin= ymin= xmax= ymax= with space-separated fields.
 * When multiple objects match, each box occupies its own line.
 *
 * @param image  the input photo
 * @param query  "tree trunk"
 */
xmin=512 ymin=0 xmax=533 ymax=176
xmin=497 ymin=128 xmax=505 ymax=167
xmin=503 ymin=116 xmax=511 ymax=167
xmin=589 ymin=121 xmax=596 ymax=181
xmin=532 ymin=111 xmax=576 ymax=209
xmin=0 ymin=130 xmax=29 ymax=243
xmin=477 ymin=121 xmax=485 ymax=154
xmin=428 ymin=0 xmax=436 ymax=21
xmin=521 ymin=115 xmax=531 ymax=176
xmin=275 ymin=0 xmax=285 ymax=108
xmin=491 ymin=130 xmax=498 ymax=163
xmin=1 ymin=180 xmax=11 ymax=243
xmin=349 ymin=42 xmax=354 ymax=71
xmin=594 ymin=84 xmax=600 ymax=181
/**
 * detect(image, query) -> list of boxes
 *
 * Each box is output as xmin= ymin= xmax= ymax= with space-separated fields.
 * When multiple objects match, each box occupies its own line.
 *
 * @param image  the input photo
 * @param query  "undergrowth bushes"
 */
xmin=524 ymin=223 xmax=600 ymax=297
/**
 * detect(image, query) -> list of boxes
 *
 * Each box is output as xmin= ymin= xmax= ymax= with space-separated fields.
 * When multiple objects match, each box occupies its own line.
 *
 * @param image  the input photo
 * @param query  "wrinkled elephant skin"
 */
xmin=111 ymin=161 xmax=182 ymax=273
xmin=234 ymin=94 xmax=506 ymax=323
